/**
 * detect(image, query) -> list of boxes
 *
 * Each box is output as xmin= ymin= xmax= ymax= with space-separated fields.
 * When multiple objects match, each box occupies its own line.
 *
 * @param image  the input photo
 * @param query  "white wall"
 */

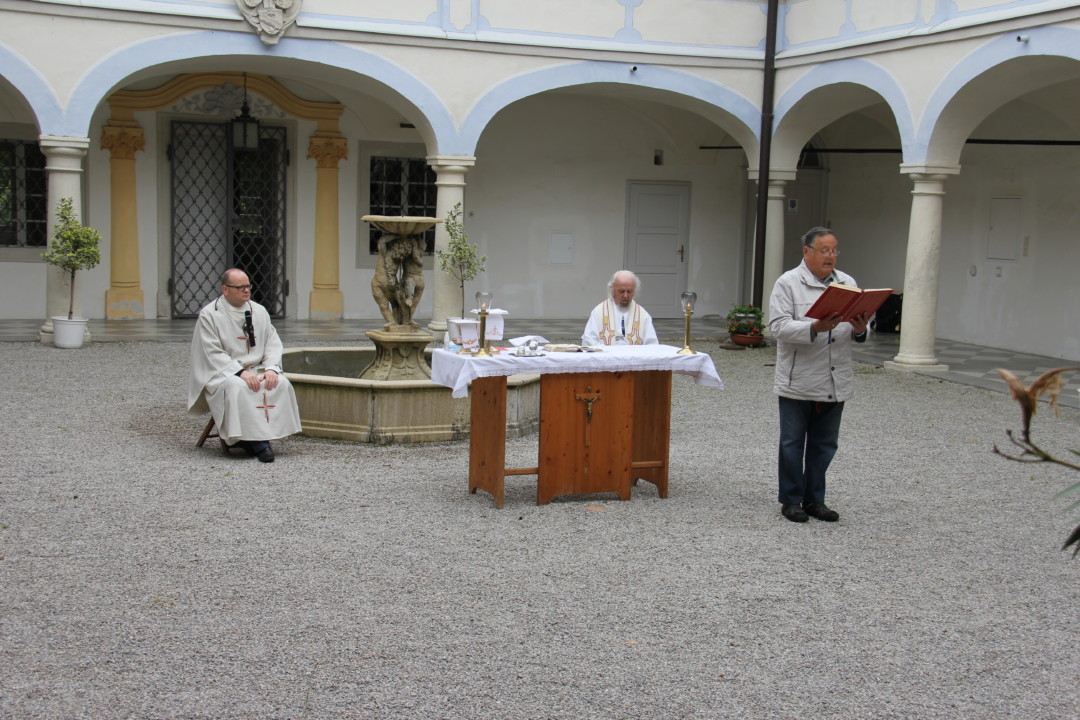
xmin=0 ymin=262 xmax=47 ymax=318
xmin=463 ymin=93 xmax=745 ymax=320
xmin=932 ymin=92 xmax=1080 ymax=361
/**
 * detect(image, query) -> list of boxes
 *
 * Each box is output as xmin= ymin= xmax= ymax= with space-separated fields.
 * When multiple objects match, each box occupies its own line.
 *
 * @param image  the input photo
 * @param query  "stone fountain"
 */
xmin=279 ymin=215 xmax=540 ymax=444
xmin=359 ymin=215 xmax=440 ymax=381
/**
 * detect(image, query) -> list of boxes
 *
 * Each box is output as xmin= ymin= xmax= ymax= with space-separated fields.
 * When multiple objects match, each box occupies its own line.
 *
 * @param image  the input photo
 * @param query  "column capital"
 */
xmin=747 ymin=167 xmax=796 ymax=183
xmin=307 ymin=135 xmax=349 ymax=169
xmin=426 ymin=155 xmax=476 ymax=171
xmin=38 ymin=135 xmax=91 ymax=153
xmin=899 ymin=163 xmax=961 ymax=177
xmin=38 ymin=136 xmax=90 ymax=172
xmin=101 ymin=124 xmax=146 ymax=160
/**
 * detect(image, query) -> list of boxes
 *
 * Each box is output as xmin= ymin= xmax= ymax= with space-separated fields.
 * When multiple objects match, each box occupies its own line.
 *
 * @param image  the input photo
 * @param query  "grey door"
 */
xmin=170 ymin=120 xmax=288 ymax=318
xmin=625 ymin=181 xmax=690 ymax=318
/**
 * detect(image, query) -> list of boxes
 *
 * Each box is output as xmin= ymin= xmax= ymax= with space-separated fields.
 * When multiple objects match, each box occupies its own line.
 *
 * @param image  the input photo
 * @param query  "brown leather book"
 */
xmin=805 ymin=283 xmax=894 ymax=322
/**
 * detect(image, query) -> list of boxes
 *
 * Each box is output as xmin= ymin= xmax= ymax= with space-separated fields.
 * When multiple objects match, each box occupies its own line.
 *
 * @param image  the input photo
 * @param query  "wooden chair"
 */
xmin=196 ymin=417 xmax=219 ymax=448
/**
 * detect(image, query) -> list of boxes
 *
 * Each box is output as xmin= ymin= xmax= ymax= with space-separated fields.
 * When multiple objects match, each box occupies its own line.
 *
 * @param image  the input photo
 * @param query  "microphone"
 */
xmin=243 ymin=309 xmax=256 ymax=347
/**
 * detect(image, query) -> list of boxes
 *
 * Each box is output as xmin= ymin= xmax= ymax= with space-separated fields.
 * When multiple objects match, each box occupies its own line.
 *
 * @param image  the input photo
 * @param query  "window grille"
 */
xmin=0 ymin=140 xmax=47 ymax=248
xmin=368 ymin=156 xmax=437 ymax=254
xmin=170 ymin=121 xmax=288 ymax=318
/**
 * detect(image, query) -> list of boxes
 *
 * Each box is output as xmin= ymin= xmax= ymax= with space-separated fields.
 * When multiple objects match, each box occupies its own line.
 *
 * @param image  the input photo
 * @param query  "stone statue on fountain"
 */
xmin=372 ymin=228 xmax=426 ymax=330
xmin=359 ymin=215 xmax=443 ymax=381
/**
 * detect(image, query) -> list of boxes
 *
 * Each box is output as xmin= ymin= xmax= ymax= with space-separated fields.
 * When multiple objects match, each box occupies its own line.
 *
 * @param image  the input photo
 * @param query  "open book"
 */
xmin=805 ymin=283 xmax=894 ymax=323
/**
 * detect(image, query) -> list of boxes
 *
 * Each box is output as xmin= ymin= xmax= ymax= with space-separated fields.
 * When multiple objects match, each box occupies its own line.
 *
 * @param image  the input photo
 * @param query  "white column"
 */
xmin=38 ymin=136 xmax=91 ymax=344
xmin=748 ymin=168 xmax=795 ymax=321
xmin=761 ymin=178 xmax=789 ymax=321
xmin=885 ymin=165 xmax=960 ymax=372
xmin=426 ymin=155 xmax=475 ymax=333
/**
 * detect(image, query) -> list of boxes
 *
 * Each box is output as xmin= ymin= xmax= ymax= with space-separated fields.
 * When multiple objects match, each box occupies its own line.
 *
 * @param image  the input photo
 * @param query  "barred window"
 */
xmin=368 ymin=156 xmax=437 ymax=254
xmin=0 ymin=140 xmax=47 ymax=248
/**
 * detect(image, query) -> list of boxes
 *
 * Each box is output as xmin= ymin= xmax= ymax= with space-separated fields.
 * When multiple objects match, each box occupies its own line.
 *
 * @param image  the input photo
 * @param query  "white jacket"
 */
xmin=768 ymin=261 xmax=860 ymax=403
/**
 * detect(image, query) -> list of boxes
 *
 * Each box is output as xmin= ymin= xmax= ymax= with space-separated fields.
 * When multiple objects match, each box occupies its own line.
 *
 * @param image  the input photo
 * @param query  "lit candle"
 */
xmin=475 ymin=291 xmax=493 ymax=312
xmin=681 ymin=291 xmax=697 ymax=312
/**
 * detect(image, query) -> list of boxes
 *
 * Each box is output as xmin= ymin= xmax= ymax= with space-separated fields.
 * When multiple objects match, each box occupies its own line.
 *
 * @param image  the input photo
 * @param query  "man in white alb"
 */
xmin=188 ymin=269 xmax=301 ymax=462
xmin=581 ymin=270 xmax=659 ymax=347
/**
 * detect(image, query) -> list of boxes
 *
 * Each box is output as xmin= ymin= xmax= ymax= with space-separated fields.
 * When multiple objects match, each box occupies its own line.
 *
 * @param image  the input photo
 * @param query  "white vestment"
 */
xmin=187 ymin=296 xmax=302 ymax=444
xmin=582 ymin=299 xmax=658 ymax=346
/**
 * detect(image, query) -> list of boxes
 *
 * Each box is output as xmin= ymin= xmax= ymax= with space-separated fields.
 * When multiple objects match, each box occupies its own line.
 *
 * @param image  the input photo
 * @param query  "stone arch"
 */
xmin=53 ymin=32 xmax=456 ymax=155
xmin=456 ymin=61 xmax=760 ymax=160
xmin=919 ymin=27 xmax=1080 ymax=166
xmin=0 ymin=45 xmax=62 ymax=131
xmin=773 ymin=59 xmax=912 ymax=172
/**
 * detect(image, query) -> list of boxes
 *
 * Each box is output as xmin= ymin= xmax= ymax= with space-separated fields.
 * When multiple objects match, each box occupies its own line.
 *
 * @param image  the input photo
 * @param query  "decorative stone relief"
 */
xmin=235 ymin=0 xmax=301 ymax=45
xmin=169 ymin=84 xmax=286 ymax=120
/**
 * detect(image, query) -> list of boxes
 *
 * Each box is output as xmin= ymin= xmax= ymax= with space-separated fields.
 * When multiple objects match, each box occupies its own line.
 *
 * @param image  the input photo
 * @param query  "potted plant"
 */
xmin=726 ymin=303 xmax=765 ymax=347
xmin=436 ymin=202 xmax=487 ymax=317
xmin=41 ymin=197 xmax=102 ymax=348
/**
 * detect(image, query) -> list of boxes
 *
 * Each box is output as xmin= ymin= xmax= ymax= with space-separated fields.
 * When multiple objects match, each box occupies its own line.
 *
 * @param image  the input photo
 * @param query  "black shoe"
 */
xmin=803 ymin=502 xmax=839 ymax=522
xmin=781 ymin=504 xmax=809 ymax=523
xmin=256 ymin=445 xmax=275 ymax=463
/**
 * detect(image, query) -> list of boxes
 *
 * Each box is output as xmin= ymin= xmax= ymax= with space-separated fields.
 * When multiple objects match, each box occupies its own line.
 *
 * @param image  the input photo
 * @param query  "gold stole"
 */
xmin=599 ymin=299 xmax=644 ymax=345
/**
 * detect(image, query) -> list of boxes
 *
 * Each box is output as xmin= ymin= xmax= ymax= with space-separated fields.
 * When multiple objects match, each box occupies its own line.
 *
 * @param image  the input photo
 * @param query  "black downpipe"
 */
xmin=752 ymin=0 xmax=779 ymax=309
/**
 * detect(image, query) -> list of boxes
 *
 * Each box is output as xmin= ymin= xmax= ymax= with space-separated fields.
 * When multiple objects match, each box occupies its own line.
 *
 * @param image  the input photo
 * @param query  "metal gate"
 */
xmin=170 ymin=121 xmax=288 ymax=318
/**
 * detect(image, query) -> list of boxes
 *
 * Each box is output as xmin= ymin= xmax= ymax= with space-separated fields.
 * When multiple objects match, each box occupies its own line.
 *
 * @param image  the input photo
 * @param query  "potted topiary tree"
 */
xmin=41 ymin=197 xmax=102 ymax=348
xmin=436 ymin=202 xmax=487 ymax=317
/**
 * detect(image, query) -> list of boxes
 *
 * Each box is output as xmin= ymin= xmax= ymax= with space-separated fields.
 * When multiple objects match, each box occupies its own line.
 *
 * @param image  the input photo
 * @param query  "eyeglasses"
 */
xmin=225 ymin=284 xmax=253 ymax=291
xmin=807 ymin=247 xmax=840 ymax=257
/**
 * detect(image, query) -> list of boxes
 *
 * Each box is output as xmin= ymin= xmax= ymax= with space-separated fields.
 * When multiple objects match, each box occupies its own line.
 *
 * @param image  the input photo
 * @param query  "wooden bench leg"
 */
xmin=196 ymin=417 xmax=218 ymax=448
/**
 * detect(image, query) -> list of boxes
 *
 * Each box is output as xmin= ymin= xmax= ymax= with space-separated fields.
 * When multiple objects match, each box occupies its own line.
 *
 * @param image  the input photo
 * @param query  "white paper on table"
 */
xmin=508 ymin=335 xmax=549 ymax=347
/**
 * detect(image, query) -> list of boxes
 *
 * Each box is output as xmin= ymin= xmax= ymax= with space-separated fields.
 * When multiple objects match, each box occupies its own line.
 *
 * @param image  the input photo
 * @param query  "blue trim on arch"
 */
xmin=774 ymin=58 xmax=914 ymax=160
xmin=54 ymin=31 xmax=457 ymax=151
xmin=0 ymin=44 xmax=63 ymax=132
xmin=915 ymin=26 xmax=1080 ymax=163
xmin=455 ymin=61 xmax=760 ymax=157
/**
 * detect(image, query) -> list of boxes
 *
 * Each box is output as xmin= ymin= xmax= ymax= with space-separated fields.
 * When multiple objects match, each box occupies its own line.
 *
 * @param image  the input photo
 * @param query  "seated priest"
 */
xmin=581 ymin=270 xmax=659 ymax=346
xmin=188 ymin=268 xmax=301 ymax=463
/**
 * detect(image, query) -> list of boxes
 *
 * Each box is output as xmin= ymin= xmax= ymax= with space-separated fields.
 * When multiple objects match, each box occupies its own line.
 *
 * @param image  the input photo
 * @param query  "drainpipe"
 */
xmin=751 ymin=0 xmax=779 ymax=308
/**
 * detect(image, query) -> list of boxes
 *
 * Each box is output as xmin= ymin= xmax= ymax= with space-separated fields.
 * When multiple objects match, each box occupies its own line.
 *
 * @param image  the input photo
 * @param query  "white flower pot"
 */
xmin=52 ymin=316 xmax=88 ymax=349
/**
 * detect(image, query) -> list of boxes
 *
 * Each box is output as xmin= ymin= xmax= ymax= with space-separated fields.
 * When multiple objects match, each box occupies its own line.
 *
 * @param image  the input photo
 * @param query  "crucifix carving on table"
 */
xmin=575 ymin=385 xmax=602 ymax=446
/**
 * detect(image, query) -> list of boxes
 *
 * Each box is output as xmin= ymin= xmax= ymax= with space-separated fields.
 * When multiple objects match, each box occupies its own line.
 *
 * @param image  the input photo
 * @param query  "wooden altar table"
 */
xmin=432 ymin=345 xmax=722 ymax=507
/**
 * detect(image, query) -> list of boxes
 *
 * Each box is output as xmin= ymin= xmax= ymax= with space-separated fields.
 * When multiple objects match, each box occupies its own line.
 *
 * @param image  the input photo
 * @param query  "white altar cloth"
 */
xmin=432 ymin=344 xmax=723 ymax=399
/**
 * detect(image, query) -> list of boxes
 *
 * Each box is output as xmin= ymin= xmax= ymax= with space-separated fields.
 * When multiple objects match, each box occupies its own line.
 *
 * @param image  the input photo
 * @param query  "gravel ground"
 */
xmin=1 ymin=339 xmax=1078 ymax=720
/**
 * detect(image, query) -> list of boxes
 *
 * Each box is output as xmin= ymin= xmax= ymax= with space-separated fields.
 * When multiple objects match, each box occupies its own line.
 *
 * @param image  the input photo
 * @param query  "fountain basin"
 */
xmin=282 ymin=347 xmax=540 ymax=445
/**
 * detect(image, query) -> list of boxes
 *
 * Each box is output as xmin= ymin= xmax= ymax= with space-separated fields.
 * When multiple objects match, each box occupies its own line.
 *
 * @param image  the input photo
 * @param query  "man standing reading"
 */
xmin=581 ymin=270 xmax=659 ymax=346
xmin=188 ymin=269 xmax=301 ymax=462
xmin=768 ymin=227 xmax=870 ymax=523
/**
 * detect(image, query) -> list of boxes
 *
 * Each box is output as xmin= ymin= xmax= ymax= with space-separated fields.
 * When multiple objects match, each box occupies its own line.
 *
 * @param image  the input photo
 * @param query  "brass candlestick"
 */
xmin=677 ymin=291 xmax=697 ymax=355
xmin=475 ymin=309 xmax=491 ymax=356
xmin=474 ymin=291 xmax=493 ymax=357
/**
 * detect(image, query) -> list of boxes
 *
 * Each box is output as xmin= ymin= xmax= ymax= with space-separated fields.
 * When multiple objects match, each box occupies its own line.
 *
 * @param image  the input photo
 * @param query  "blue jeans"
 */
xmin=777 ymin=396 xmax=844 ymax=506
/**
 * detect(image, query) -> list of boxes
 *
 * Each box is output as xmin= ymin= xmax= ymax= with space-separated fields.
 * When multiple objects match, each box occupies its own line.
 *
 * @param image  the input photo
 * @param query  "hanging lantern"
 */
xmin=230 ymin=74 xmax=260 ymax=151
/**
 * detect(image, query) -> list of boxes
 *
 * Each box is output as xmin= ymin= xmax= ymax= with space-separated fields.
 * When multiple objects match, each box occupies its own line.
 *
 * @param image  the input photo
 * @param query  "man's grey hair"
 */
xmin=801 ymin=226 xmax=834 ymax=247
xmin=607 ymin=270 xmax=641 ymax=295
